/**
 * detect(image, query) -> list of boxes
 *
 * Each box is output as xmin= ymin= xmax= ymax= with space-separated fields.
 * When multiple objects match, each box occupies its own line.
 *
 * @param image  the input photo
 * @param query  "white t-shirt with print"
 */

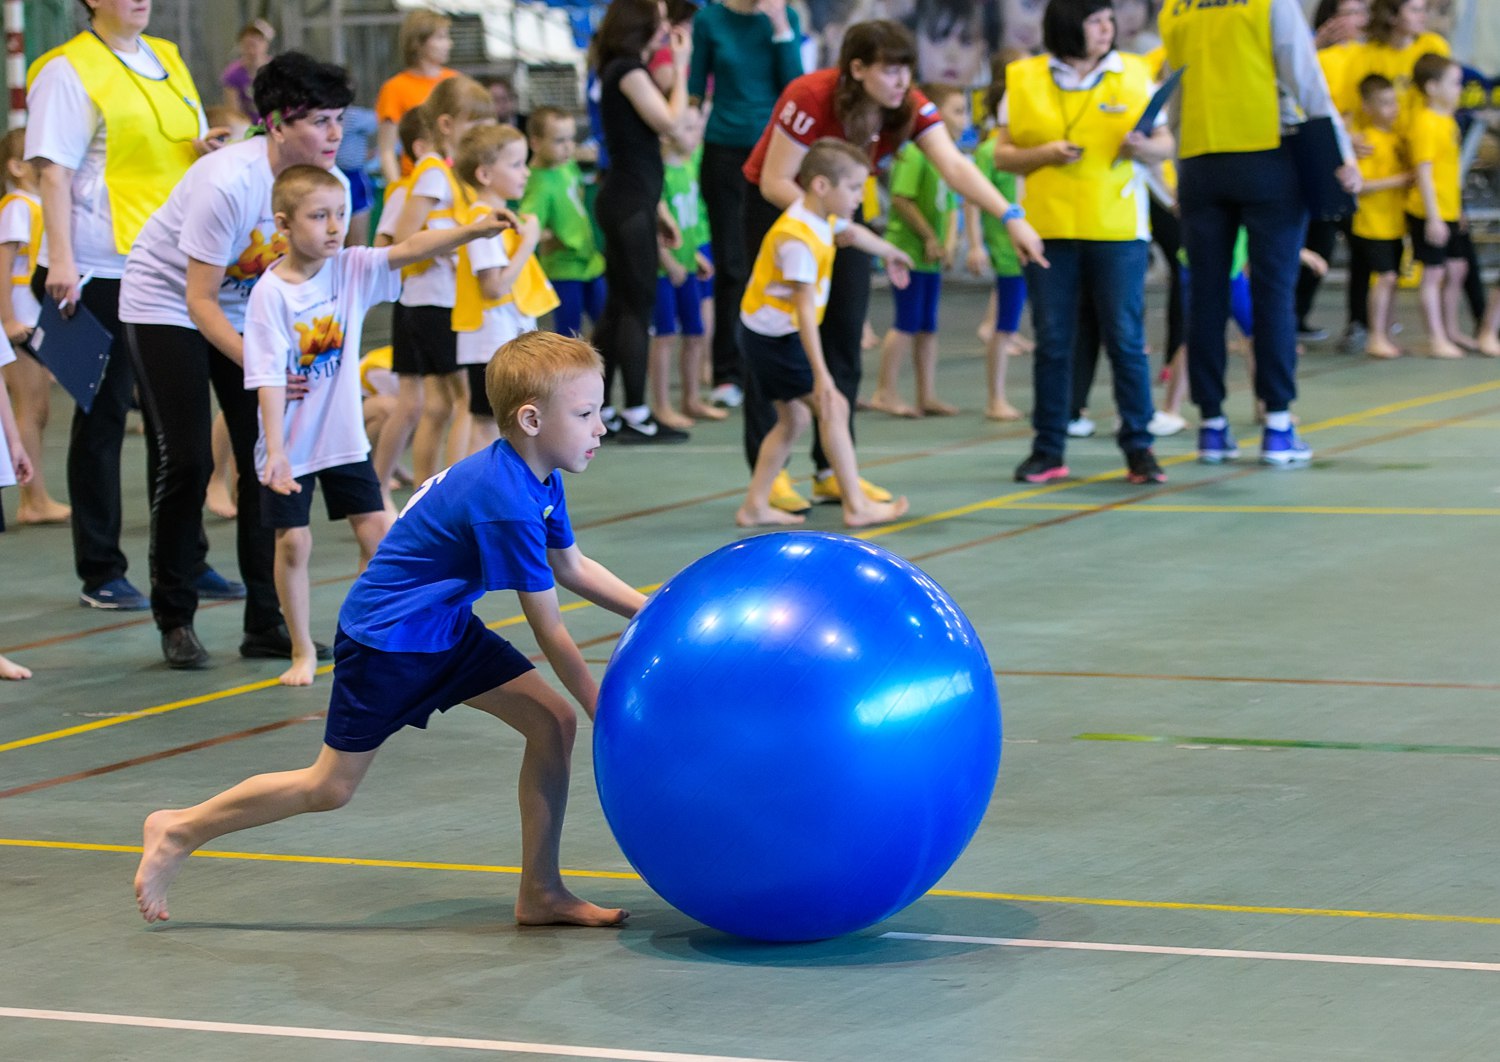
xmin=242 ymin=246 xmax=401 ymax=479
xmin=24 ymin=41 xmax=206 ymax=280
xmin=0 ymin=341 xmax=15 ymax=487
xmin=397 ymin=155 xmax=459 ymax=309
xmin=457 ymin=232 xmax=536 ymax=366
xmin=120 ymin=137 xmax=351 ymax=331
xmin=0 ymin=192 xmax=44 ymax=328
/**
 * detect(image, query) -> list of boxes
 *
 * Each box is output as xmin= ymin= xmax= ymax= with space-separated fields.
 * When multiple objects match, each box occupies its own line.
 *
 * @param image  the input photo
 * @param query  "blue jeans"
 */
xmin=1179 ymin=147 xmax=1308 ymax=419
xmin=1023 ymin=239 xmax=1155 ymax=457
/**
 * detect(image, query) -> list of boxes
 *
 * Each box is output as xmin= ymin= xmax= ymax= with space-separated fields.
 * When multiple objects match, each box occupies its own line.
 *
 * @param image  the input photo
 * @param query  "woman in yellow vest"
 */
xmin=996 ymin=0 xmax=1173 ymax=486
xmin=24 ymin=0 xmax=225 ymax=611
xmin=1160 ymin=0 xmax=1359 ymax=468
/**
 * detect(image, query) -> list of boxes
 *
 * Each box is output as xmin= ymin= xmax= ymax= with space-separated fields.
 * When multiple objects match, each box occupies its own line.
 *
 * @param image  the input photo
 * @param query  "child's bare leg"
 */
xmin=1420 ymin=268 xmax=1461 ymax=357
xmin=977 ymin=288 xmax=997 ymax=343
xmin=1162 ymin=345 xmax=1188 ymax=415
xmin=410 ymin=374 xmax=452 ymax=485
xmin=468 ymin=415 xmax=500 ymax=454
xmin=273 ymin=526 xmax=318 ymax=687
xmin=0 ymin=653 xmax=31 ymax=680
xmin=348 ymin=509 xmax=393 ymax=575
xmin=135 ymin=744 xmax=378 ymax=923
xmin=985 ymin=332 xmax=1021 ymax=420
xmin=868 ymin=329 xmax=918 ymax=416
xmin=1479 ymin=288 xmax=1500 ymax=357
xmin=736 ymin=399 xmax=807 ymax=527
xmin=650 ymin=334 xmax=693 ymax=429
xmin=466 ymin=674 xmax=628 ymax=927
xmin=680 ymin=334 xmax=726 ymax=420
xmin=1443 ymin=259 xmax=1477 ymax=350
xmin=810 ymin=391 xmax=908 ymax=528
xmin=374 ymin=375 xmax=422 ymax=509
xmin=442 ymin=371 xmax=472 ymax=470
xmin=5 ymin=357 xmax=69 ymax=523
xmin=1366 ymin=273 xmax=1402 ymax=358
xmin=914 ymin=332 xmax=956 ymax=415
xmin=204 ymin=411 xmax=237 ymax=520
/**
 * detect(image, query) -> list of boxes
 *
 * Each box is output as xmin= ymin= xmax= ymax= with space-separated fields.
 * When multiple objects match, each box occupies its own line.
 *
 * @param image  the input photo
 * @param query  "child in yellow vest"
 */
xmin=735 ymin=139 xmax=913 ymax=530
xmin=1349 ymin=75 xmax=1413 ymax=359
xmin=373 ymin=109 xmax=431 ymax=251
xmin=1404 ymin=53 xmax=1471 ymax=358
xmin=451 ymin=125 xmax=557 ymax=454
xmin=0 ymin=129 xmax=67 ymax=526
xmin=381 ymin=76 xmax=495 ymax=501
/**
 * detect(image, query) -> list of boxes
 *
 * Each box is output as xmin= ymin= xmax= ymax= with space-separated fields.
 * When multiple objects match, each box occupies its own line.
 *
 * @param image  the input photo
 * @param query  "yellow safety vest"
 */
xmin=1159 ymin=0 xmax=1280 ymax=159
xmin=741 ymin=208 xmax=836 ymax=328
xmin=0 ymin=193 xmax=42 ymax=286
xmin=400 ymin=155 xmax=462 ymax=280
xmin=452 ymin=207 xmax=560 ymax=332
xmin=1006 ymin=53 xmax=1154 ymax=241
xmin=27 ymin=32 xmax=200 ymax=253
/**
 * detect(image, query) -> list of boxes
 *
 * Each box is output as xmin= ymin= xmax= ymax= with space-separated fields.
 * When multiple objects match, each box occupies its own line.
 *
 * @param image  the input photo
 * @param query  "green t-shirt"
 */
xmin=519 ymin=161 xmax=605 ymax=282
xmin=660 ymin=151 xmax=709 ymax=274
xmin=885 ymin=142 xmax=956 ymax=273
xmin=975 ymin=135 xmax=1021 ymax=279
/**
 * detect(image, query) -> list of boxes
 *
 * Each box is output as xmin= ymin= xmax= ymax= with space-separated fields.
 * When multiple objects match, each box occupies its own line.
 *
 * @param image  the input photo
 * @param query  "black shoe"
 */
xmin=1124 ymin=448 xmax=1167 ymax=484
xmin=614 ymin=413 xmax=689 ymax=444
xmin=1297 ymin=322 xmax=1330 ymax=343
xmin=162 ymin=626 xmax=210 ymax=670
xmin=240 ymin=624 xmax=333 ymax=661
xmin=1014 ymin=451 xmax=1068 ymax=483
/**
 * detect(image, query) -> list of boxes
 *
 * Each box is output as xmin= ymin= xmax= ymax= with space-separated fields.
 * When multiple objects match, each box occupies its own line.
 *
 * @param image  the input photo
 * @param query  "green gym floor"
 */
xmin=3 ymin=283 xmax=1499 ymax=1061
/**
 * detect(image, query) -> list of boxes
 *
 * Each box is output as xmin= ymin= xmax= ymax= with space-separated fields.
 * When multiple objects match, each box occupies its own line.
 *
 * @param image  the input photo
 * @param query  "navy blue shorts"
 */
xmin=891 ymin=269 xmax=942 ymax=334
xmin=739 ymin=322 xmax=813 ymax=402
xmin=324 ymin=613 xmax=535 ymax=752
xmin=994 ymin=273 xmax=1027 ymax=334
xmin=653 ymin=273 xmax=705 ymax=336
xmin=697 ymin=242 xmax=714 ymax=298
xmin=552 ymin=276 xmax=607 ymax=338
xmin=260 ymin=459 xmax=384 ymax=529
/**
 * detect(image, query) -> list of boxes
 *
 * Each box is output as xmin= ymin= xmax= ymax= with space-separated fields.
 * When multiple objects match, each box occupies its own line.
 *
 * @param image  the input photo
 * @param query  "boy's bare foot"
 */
xmin=683 ymin=401 xmax=727 ymax=421
xmin=1365 ymin=339 xmax=1402 ymax=359
xmin=1451 ymin=333 xmax=1480 ymax=353
xmin=843 ymin=495 xmax=910 ymax=528
xmin=515 ymin=886 xmax=629 ymax=927
xmin=16 ymin=499 xmax=71 ymax=525
xmin=921 ymin=400 xmax=959 ymax=416
xmin=393 ymin=465 xmax=415 ymax=487
xmin=736 ymin=503 xmax=806 ymax=527
xmin=135 ymin=810 xmax=192 ymax=923
xmin=1011 ymin=335 xmax=1035 ymax=355
xmin=986 ymin=400 xmax=1022 ymax=421
xmin=867 ymin=391 xmax=920 ymax=418
xmin=278 ymin=656 xmax=317 ymax=687
xmin=656 ymin=409 xmax=695 ymax=431
xmin=1478 ymin=335 xmax=1500 ymax=358
xmin=1427 ymin=340 xmax=1464 ymax=359
xmin=206 ymin=480 xmax=237 ymax=520
xmin=0 ymin=654 xmax=32 ymax=680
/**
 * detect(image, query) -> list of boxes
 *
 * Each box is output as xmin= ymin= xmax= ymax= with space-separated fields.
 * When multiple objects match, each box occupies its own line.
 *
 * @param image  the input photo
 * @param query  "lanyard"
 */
xmin=90 ymin=31 xmax=200 ymax=143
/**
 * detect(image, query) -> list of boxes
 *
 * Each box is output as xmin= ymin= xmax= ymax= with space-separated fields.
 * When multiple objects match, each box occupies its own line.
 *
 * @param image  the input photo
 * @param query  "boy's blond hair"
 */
xmin=797 ymin=138 xmax=871 ymax=189
xmin=526 ymin=106 xmax=572 ymax=144
xmin=486 ymin=331 xmax=605 ymax=434
xmin=399 ymin=9 xmax=451 ymax=68
xmin=455 ymin=125 xmax=525 ymax=188
xmin=272 ymin=165 xmax=345 ymax=219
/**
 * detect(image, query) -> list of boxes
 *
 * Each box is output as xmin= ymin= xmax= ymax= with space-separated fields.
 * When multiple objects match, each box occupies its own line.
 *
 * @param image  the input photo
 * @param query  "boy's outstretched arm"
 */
xmin=548 ymin=544 xmax=648 ymax=619
xmin=386 ymin=209 xmax=516 ymax=272
xmin=518 ymin=585 xmax=599 ymax=717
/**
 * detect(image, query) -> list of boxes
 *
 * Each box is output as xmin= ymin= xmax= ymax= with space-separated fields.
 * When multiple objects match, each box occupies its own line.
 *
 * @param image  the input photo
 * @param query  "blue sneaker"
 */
xmin=1261 ymin=425 xmax=1312 ymax=467
xmin=79 ymin=577 xmax=149 ymax=611
xmin=195 ymin=567 xmax=246 ymax=600
xmin=1197 ymin=424 xmax=1240 ymax=464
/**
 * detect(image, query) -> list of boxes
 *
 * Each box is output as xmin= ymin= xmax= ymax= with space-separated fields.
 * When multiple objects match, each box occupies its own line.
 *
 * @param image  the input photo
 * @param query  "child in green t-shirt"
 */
xmin=868 ymin=84 xmax=967 ymax=419
xmin=520 ymin=107 xmax=605 ymax=339
xmin=651 ymin=135 xmax=722 ymax=429
xmin=967 ymin=128 xmax=1027 ymax=421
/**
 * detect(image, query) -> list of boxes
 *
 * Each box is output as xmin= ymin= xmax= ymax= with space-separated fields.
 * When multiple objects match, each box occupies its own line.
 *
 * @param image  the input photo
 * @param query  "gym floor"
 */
xmin=3 ymin=283 xmax=1499 ymax=1061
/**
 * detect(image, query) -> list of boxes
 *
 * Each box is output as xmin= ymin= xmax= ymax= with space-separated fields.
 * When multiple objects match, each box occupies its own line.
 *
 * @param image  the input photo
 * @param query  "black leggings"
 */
xmin=701 ymin=143 xmax=753 ymax=388
xmin=594 ymin=196 xmax=659 ymax=410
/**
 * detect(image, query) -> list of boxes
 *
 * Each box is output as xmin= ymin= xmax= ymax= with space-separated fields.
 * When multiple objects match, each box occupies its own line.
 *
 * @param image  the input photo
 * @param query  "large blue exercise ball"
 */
xmin=593 ymin=531 xmax=1001 ymax=941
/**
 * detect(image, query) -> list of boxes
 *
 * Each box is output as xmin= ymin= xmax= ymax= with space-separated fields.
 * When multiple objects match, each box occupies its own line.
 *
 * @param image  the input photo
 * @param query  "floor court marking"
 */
xmin=993 ymin=502 xmax=1500 ymax=517
xmin=1075 ymin=733 xmax=1500 ymax=756
xmin=0 ymin=1008 xmax=803 ymax=1062
xmin=5 ymin=838 xmax=1500 ymax=927
xmin=1000 ymin=668 xmax=1500 ymax=691
xmin=5 ymin=382 xmax=1496 ymax=756
xmin=878 ymin=933 xmax=1500 ymax=973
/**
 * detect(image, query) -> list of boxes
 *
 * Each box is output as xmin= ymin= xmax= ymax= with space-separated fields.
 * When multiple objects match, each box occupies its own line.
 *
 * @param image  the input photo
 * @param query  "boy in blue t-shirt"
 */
xmin=134 ymin=332 xmax=644 ymax=929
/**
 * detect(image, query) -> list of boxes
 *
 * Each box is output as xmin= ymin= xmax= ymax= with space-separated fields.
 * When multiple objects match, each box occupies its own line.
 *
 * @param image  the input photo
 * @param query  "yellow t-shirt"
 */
xmin=1318 ymin=42 xmax=1361 ymax=118
xmin=1342 ymin=33 xmax=1451 ymax=128
xmin=1404 ymin=106 xmax=1460 ymax=221
xmin=1352 ymin=123 xmax=1407 ymax=240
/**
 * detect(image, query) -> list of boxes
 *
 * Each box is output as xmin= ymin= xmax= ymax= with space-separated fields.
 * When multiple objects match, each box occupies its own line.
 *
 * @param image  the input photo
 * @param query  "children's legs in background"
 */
xmin=1442 ymin=257 xmax=1476 ymax=351
xmin=679 ymin=333 xmax=725 ymax=421
xmin=1366 ymin=272 xmax=1402 ymax=358
xmin=206 ymin=411 xmax=237 ymax=520
xmin=349 ymin=509 xmax=393 ymax=574
xmin=1477 ymin=288 xmax=1500 ymax=357
xmin=3 ymin=355 xmax=69 ymax=524
xmin=913 ymin=331 xmax=955 ymax=415
xmin=1419 ymin=260 xmax=1462 ymax=358
xmin=810 ymin=387 xmax=909 ymax=528
xmin=363 ymin=394 xmax=410 ymax=485
xmin=468 ymin=415 xmax=500 ymax=453
xmin=373 ymin=374 xmax=422 ymax=510
xmin=410 ymin=371 xmax=466 ymax=485
xmin=870 ymin=327 xmax=918 ymax=417
xmin=977 ymin=287 xmax=997 ymax=344
xmin=736 ymin=398 xmax=810 ymax=528
xmin=443 ymin=372 xmax=472 ymax=470
xmin=0 ymin=652 xmax=30 ymax=680
xmin=649 ymin=334 xmax=694 ymax=430
xmin=986 ymin=331 xmax=1021 ymax=420
xmin=272 ymin=526 xmax=317 ymax=688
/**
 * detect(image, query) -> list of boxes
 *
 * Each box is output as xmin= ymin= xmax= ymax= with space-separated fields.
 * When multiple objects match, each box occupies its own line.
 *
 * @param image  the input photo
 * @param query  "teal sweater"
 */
xmin=687 ymin=2 xmax=804 ymax=149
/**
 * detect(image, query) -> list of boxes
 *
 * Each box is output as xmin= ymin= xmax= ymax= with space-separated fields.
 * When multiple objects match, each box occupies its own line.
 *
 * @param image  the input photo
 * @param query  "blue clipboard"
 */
xmin=1134 ymin=66 xmax=1185 ymax=135
xmin=29 ymin=295 xmax=114 ymax=414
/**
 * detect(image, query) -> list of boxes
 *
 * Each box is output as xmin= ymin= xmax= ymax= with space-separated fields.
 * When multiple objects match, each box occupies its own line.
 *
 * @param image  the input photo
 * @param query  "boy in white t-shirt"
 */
xmin=245 ymin=165 xmax=510 ymax=686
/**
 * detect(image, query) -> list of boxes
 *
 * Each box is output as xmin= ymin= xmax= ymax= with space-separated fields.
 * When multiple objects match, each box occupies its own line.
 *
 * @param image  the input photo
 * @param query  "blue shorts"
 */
xmin=552 ymin=276 xmax=607 ymax=338
xmin=260 ymin=459 xmax=383 ymax=529
xmin=697 ymin=243 xmax=714 ymax=298
xmin=739 ymin=322 xmax=813 ymax=402
xmin=340 ymin=166 xmax=374 ymax=215
xmin=653 ymin=273 xmax=705 ymax=336
xmin=994 ymin=274 xmax=1027 ymax=334
xmin=324 ymin=613 xmax=535 ymax=752
xmin=891 ymin=269 xmax=943 ymax=334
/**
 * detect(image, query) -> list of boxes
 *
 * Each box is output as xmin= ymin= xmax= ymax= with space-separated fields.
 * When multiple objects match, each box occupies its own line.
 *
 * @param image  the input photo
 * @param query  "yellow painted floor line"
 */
xmin=6 ymin=837 xmax=1500 ymax=926
xmin=993 ymin=503 xmax=1500 ymax=517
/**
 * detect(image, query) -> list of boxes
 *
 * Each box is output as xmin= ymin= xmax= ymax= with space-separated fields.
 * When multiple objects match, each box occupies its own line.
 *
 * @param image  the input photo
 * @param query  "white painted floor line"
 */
xmin=0 ymin=1007 xmax=804 ymax=1062
xmin=880 ymin=932 xmax=1500 ymax=972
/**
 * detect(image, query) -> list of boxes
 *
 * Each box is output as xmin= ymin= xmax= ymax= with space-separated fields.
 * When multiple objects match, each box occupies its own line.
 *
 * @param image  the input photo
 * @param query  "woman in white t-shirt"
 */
xmin=118 ymin=51 xmax=354 ymax=671
xmin=24 ymin=0 xmax=220 ymax=612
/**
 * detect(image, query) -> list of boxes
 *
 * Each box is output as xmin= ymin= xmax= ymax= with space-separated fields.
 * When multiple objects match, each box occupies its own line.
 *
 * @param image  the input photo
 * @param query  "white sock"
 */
xmin=1203 ymin=416 xmax=1228 ymax=430
xmin=623 ymin=405 xmax=651 ymax=425
xmin=1264 ymin=411 xmax=1292 ymax=431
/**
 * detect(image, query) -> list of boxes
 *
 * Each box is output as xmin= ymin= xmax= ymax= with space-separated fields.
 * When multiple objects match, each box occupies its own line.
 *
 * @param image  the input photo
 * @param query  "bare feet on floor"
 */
xmin=921 ymin=400 xmax=959 ymax=416
xmin=1478 ymin=335 xmax=1500 ymax=358
xmin=135 ymin=810 xmax=192 ymax=923
xmin=682 ymin=401 xmax=727 ymax=421
xmin=16 ymin=499 xmax=71 ymax=525
xmin=1450 ymin=333 xmax=1480 ymax=353
xmin=278 ymin=656 xmax=317 ymax=687
xmin=843 ymin=495 xmax=909 ymax=528
xmin=985 ymin=400 xmax=1022 ymax=421
xmin=866 ymin=392 xmax=920 ymax=418
xmin=515 ymin=886 xmax=629 ymax=927
xmin=1427 ymin=340 xmax=1464 ymax=359
xmin=0 ymin=654 xmax=32 ymax=680
xmin=735 ymin=503 xmax=806 ymax=527
xmin=1365 ymin=339 xmax=1402 ymax=359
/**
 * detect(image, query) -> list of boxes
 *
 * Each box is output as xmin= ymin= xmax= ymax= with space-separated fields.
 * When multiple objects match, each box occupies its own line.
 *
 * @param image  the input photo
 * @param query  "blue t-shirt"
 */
xmin=339 ymin=440 xmax=575 ymax=652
